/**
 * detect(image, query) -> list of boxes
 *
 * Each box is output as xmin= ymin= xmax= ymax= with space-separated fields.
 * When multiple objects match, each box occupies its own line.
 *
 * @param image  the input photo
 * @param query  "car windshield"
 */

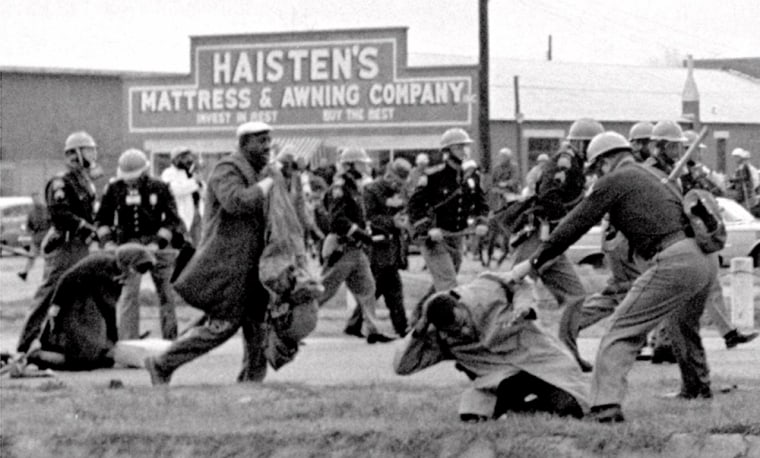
xmin=716 ymin=197 xmax=756 ymax=223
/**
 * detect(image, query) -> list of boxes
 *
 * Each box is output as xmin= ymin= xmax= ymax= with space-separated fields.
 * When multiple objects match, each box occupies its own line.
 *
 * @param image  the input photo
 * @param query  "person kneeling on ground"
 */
xmin=393 ymin=275 xmax=588 ymax=422
xmin=27 ymin=243 xmax=156 ymax=370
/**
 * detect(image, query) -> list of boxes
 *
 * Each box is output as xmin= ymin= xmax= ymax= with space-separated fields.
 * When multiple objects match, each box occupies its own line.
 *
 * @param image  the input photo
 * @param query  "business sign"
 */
xmin=127 ymin=29 xmax=477 ymax=133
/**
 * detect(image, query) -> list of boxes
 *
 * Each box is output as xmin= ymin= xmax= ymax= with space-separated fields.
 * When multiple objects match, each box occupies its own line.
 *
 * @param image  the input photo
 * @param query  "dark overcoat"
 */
xmin=41 ymin=252 xmax=121 ymax=368
xmin=364 ymin=178 xmax=406 ymax=270
xmin=40 ymin=245 xmax=155 ymax=369
xmin=173 ymin=152 xmax=268 ymax=321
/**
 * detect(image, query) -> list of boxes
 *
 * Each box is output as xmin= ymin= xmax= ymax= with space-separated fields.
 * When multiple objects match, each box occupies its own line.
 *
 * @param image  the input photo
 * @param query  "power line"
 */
xmin=511 ymin=0 xmax=738 ymax=62
xmin=547 ymin=0 xmax=738 ymax=55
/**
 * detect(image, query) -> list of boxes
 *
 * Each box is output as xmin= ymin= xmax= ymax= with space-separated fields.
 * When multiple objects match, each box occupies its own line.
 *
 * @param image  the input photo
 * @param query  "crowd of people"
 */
xmin=8 ymin=116 xmax=759 ymax=423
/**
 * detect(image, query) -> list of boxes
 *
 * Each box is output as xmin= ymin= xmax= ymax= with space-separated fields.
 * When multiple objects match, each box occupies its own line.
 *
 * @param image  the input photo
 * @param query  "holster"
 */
xmin=41 ymin=228 xmax=65 ymax=254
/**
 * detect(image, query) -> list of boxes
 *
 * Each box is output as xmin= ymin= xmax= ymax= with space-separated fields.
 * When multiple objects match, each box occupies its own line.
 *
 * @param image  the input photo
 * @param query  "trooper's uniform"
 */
xmin=643 ymin=128 xmax=754 ymax=355
xmin=408 ymin=162 xmax=488 ymax=292
xmin=318 ymin=170 xmax=389 ymax=340
xmin=532 ymin=154 xmax=716 ymax=411
xmin=96 ymin=174 xmax=182 ymax=340
xmin=344 ymin=172 xmax=410 ymax=337
xmin=506 ymin=142 xmax=590 ymax=371
xmin=16 ymin=167 xmax=97 ymax=353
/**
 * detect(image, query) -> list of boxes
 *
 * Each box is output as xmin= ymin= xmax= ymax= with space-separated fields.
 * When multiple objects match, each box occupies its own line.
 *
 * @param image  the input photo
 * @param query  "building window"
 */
xmin=527 ymin=137 xmax=561 ymax=163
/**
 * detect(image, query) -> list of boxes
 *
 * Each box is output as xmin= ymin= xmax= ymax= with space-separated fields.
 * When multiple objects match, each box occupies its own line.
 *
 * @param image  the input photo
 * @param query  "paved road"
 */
xmin=1 ymin=255 xmax=758 ymax=389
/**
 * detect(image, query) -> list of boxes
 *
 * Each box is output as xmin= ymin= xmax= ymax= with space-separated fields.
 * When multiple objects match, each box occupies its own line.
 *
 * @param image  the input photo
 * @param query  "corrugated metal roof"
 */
xmin=409 ymin=54 xmax=760 ymax=123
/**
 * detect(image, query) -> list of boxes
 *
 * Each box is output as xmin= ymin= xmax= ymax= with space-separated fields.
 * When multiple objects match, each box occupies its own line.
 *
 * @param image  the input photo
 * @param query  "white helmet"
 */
xmin=731 ymin=148 xmax=750 ymax=159
xmin=117 ymin=149 xmax=149 ymax=180
xmin=586 ymin=132 xmax=631 ymax=168
xmin=440 ymin=128 xmax=473 ymax=149
xmin=64 ymin=131 xmax=96 ymax=152
xmin=339 ymin=147 xmax=371 ymax=164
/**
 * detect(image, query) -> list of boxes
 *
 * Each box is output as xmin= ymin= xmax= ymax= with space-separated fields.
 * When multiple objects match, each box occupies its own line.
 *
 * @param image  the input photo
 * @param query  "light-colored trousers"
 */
xmin=318 ymin=246 xmax=384 ymax=335
xmin=117 ymin=249 xmax=178 ymax=340
xmin=591 ymin=238 xmax=716 ymax=406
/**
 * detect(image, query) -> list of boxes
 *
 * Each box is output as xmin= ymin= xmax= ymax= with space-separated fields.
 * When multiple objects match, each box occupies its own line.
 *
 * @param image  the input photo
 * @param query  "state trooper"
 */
xmin=345 ymin=158 xmax=413 ymax=338
xmin=408 ymin=128 xmax=489 ymax=294
xmin=681 ymin=129 xmax=725 ymax=196
xmin=628 ymin=121 xmax=654 ymax=162
xmin=318 ymin=147 xmax=395 ymax=344
xmin=489 ymin=131 xmax=719 ymax=422
xmin=96 ymin=149 xmax=183 ymax=340
xmin=646 ymin=121 xmax=757 ymax=353
xmin=504 ymin=118 xmax=604 ymax=372
xmin=16 ymin=131 xmax=101 ymax=354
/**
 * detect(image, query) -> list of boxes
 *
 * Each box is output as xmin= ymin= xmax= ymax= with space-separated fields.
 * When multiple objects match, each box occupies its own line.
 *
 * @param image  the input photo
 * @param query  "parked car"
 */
xmin=0 ymin=196 xmax=34 ymax=255
xmin=567 ymin=197 xmax=760 ymax=268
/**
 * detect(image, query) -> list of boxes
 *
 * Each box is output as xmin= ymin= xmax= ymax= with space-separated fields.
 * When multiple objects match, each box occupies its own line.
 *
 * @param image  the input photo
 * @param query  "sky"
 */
xmin=0 ymin=0 xmax=758 ymax=73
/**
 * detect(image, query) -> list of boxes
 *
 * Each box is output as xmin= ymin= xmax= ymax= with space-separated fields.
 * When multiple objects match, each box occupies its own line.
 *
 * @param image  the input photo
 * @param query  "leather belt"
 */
xmin=654 ymin=230 xmax=686 ymax=254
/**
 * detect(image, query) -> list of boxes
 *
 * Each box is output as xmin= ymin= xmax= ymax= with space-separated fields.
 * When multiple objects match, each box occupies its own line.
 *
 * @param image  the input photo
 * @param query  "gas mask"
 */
xmin=69 ymin=147 xmax=103 ymax=179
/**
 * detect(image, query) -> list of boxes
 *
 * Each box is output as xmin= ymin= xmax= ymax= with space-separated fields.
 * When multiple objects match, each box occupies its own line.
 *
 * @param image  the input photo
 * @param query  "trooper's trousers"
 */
xmin=591 ymin=238 xmax=715 ymax=406
xmin=318 ymin=246 xmax=384 ymax=336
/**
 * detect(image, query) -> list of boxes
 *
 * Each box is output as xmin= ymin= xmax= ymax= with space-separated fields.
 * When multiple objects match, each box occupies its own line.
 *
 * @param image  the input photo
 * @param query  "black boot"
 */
xmin=585 ymin=404 xmax=625 ymax=423
xmin=724 ymin=329 xmax=759 ymax=349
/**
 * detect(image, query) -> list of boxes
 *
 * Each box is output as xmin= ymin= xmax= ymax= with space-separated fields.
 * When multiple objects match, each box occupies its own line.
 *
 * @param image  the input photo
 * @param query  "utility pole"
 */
xmin=514 ymin=75 xmax=526 ymax=177
xmin=547 ymin=34 xmax=553 ymax=61
xmin=478 ymin=0 xmax=491 ymax=173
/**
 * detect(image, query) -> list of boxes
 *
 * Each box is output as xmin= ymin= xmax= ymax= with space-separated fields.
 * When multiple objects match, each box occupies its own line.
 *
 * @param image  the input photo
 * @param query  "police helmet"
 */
xmin=64 ymin=131 xmax=96 ymax=152
xmin=339 ymin=147 xmax=371 ymax=164
xmin=567 ymin=119 xmax=605 ymax=140
xmin=117 ymin=149 xmax=150 ymax=180
xmin=440 ymin=128 xmax=473 ymax=149
xmin=628 ymin=122 xmax=654 ymax=141
xmin=586 ymin=132 xmax=631 ymax=168
xmin=651 ymin=120 xmax=687 ymax=143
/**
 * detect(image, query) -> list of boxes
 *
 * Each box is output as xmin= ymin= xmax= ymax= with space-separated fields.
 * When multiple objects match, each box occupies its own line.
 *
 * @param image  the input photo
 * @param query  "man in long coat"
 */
xmin=144 ymin=121 xmax=276 ymax=385
xmin=394 ymin=276 xmax=588 ymax=422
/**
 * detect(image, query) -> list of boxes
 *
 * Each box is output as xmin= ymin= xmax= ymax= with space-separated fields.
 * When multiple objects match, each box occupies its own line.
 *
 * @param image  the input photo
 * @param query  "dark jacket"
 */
xmin=41 ymin=252 xmax=121 ymax=369
xmin=408 ymin=163 xmax=488 ymax=236
xmin=40 ymin=245 xmax=155 ymax=370
xmin=96 ymin=175 xmax=182 ymax=246
xmin=364 ymin=178 xmax=407 ymax=269
xmin=45 ymin=167 xmax=96 ymax=234
xmin=26 ymin=203 xmax=51 ymax=246
xmin=532 ymin=150 xmax=586 ymax=223
xmin=532 ymin=158 xmax=687 ymax=268
xmin=323 ymin=172 xmax=368 ymax=242
xmin=173 ymin=152 xmax=269 ymax=321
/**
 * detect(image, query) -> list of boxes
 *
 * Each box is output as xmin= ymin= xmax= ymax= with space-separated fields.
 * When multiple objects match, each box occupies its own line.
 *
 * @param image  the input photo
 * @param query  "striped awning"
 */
xmin=273 ymin=137 xmax=325 ymax=164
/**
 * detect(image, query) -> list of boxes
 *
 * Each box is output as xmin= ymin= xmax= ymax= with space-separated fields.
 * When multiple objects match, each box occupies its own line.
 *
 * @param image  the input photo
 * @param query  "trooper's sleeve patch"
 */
xmin=50 ymin=178 xmax=66 ymax=201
